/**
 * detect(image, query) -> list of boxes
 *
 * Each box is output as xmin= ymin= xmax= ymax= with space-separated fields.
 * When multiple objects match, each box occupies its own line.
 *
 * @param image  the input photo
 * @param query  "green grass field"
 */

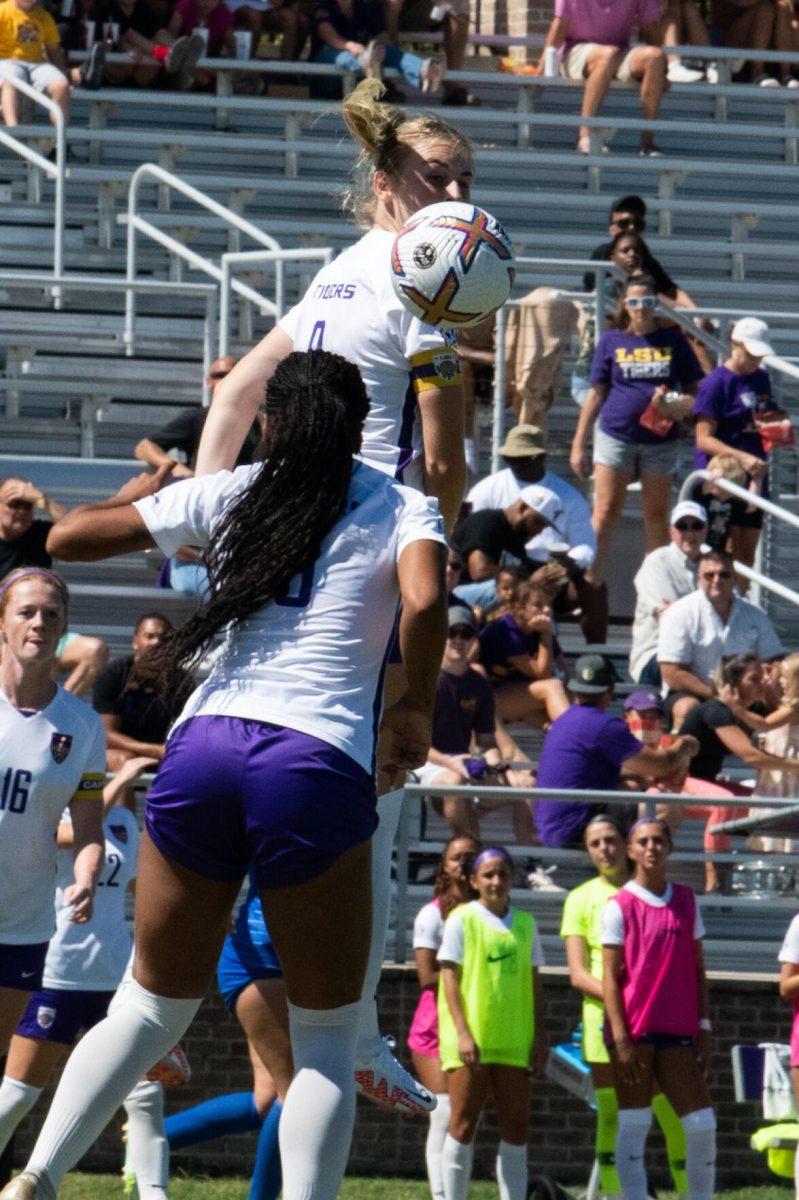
xmin=53 ymin=1177 xmax=794 ymax=1199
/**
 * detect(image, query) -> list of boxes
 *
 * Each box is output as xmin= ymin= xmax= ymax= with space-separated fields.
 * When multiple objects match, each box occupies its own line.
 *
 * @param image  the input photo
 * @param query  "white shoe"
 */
xmin=527 ymin=864 xmax=565 ymax=892
xmin=705 ymin=61 xmax=719 ymax=83
xmin=354 ymin=1035 xmax=437 ymax=1115
xmin=787 ymin=76 xmax=799 ymax=88
xmin=667 ymin=59 xmax=704 ymax=83
xmin=0 ymin=1174 xmax=55 ymax=1200
xmin=420 ymin=54 xmax=445 ymax=93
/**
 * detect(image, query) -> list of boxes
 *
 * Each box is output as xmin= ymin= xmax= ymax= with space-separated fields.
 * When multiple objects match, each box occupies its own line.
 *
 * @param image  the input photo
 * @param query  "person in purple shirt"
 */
xmin=570 ymin=273 xmax=703 ymax=584
xmin=539 ymin=0 xmax=667 ymax=155
xmin=693 ymin=316 xmax=778 ymax=575
xmin=533 ymin=654 xmax=699 ymax=847
xmin=477 ymin=581 xmax=569 ymax=729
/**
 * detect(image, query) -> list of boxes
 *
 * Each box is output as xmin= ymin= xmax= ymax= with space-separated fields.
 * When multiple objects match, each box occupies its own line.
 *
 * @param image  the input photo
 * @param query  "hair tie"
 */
xmin=0 ymin=567 xmax=64 ymax=598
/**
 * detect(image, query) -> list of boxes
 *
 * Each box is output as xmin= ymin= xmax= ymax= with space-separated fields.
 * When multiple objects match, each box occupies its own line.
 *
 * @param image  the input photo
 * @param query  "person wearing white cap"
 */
xmin=693 ymin=316 xmax=778 ymax=574
xmin=629 ymin=500 xmax=708 ymax=687
xmin=451 ymin=490 xmax=562 ymax=583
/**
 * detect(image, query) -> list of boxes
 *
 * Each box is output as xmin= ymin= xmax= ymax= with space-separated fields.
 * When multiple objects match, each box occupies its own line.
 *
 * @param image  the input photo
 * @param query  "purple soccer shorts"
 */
xmin=17 ymin=987 xmax=115 ymax=1045
xmin=0 ymin=942 xmax=48 ymax=992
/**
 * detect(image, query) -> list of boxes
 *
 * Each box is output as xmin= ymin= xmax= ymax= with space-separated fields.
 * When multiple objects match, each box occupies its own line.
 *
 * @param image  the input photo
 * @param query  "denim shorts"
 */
xmin=593 ymin=425 xmax=680 ymax=477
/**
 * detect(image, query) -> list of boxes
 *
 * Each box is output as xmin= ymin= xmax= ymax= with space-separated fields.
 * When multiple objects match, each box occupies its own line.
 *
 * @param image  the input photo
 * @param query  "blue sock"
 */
xmin=165 ymin=1092 xmax=263 ymax=1149
xmin=249 ymin=1100 xmax=282 ymax=1200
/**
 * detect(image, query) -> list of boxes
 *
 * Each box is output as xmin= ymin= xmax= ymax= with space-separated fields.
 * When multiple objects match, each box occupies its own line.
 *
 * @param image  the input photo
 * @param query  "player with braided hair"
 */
xmin=195 ymin=77 xmax=475 ymax=1118
xmin=2 ymin=349 xmax=448 ymax=1200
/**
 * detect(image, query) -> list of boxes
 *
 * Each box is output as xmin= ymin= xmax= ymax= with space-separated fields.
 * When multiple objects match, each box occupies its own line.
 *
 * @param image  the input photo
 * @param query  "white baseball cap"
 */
xmin=521 ymin=484 xmax=562 ymax=526
xmin=731 ymin=317 xmax=775 ymax=358
xmin=670 ymin=500 xmax=708 ymax=527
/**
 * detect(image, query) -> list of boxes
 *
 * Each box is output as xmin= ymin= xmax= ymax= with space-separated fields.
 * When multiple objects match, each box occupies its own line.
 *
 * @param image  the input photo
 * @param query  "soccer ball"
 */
xmin=390 ymin=201 xmax=515 ymax=329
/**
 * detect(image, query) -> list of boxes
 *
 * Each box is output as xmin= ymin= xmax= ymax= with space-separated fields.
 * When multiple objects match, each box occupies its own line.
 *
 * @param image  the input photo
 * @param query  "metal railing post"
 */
xmin=492 ymin=303 xmax=507 ymax=472
xmin=219 ymin=256 xmax=232 ymax=360
xmin=124 ymin=166 xmax=144 ymax=356
xmin=594 ymin=263 xmax=606 ymax=336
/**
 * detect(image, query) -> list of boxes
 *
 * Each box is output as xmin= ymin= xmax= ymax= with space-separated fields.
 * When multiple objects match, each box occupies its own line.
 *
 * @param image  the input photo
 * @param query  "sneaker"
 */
xmin=0 ymin=1174 xmax=55 ymax=1200
xmin=420 ymin=54 xmax=445 ymax=93
xmin=78 ymin=40 xmax=107 ymax=89
xmin=354 ymin=1035 xmax=437 ymax=1115
xmin=358 ymin=39 xmax=385 ymax=79
xmin=165 ymin=33 xmax=205 ymax=75
xmin=639 ymin=144 xmax=664 ymax=156
xmin=527 ymin=864 xmax=565 ymax=892
xmin=705 ymin=61 xmax=719 ymax=84
xmin=146 ymin=1042 xmax=191 ymax=1087
xmin=754 ymin=72 xmax=780 ymax=87
xmin=576 ymin=134 xmax=608 ymax=154
xmin=787 ymin=76 xmax=799 ymax=88
xmin=667 ymin=59 xmax=704 ymax=83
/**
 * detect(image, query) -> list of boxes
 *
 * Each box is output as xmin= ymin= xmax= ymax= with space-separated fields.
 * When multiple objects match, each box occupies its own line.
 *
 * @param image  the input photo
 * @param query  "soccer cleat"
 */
xmin=0 ymin=1173 xmax=55 ymax=1200
xmin=354 ymin=1035 xmax=437 ymax=1115
xmin=146 ymin=1042 xmax=191 ymax=1087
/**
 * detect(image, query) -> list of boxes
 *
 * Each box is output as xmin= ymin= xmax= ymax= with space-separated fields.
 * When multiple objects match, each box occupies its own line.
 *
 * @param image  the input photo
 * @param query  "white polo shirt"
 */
xmin=466 ymin=466 xmax=595 ymax=568
xmin=657 ymin=588 xmax=784 ymax=686
xmin=629 ymin=542 xmax=700 ymax=681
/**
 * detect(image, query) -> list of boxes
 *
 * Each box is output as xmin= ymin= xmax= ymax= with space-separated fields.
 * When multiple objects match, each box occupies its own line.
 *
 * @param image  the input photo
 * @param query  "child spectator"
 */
xmin=477 ymin=581 xmax=570 ymax=729
xmin=484 ymin=566 xmax=524 ymax=623
xmin=602 ymin=818 xmax=716 ymax=1200
xmin=91 ymin=0 xmax=206 ymax=86
xmin=438 ymin=846 xmax=546 ymax=1200
xmin=408 ymin=836 xmax=480 ymax=1200
xmin=0 ymin=0 xmax=104 ymax=126
xmin=311 ymin=0 xmax=443 ymax=94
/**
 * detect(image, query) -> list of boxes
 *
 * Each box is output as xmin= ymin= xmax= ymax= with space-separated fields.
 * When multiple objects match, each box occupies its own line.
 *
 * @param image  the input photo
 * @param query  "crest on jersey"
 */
xmin=109 ymin=823 xmax=128 ymax=844
xmin=50 ymin=733 xmax=72 ymax=764
xmin=36 ymin=1006 xmax=56 ymax=1030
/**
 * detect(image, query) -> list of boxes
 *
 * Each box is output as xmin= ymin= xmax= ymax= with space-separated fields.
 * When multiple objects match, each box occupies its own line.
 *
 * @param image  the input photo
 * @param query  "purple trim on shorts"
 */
xmin=0 ymin=942 xmax=48 ymax=991
xmin=16 ymin=987 xmax=114 ymax=1045
xmin=146 ymin=716 xmax=378 ymax=890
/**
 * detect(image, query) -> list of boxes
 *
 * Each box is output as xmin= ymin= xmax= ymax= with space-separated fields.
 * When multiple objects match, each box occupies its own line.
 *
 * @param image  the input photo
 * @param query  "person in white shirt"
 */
xmin=629 ymin=500 xmax=708 ymax=687
xmin=0 ymin=567 xmax=104 ymax=1060
xmin=3 ymin=351 xmax=449 ymax=1200
xmin=658 ymin=548 xmax=784 ymax=728
xmin=465 ymin=424 xmax=606 ymax=642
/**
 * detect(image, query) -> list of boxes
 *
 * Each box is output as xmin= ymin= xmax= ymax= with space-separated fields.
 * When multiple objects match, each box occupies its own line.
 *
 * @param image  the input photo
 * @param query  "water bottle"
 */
xmin=544 ymin=46 xmax=558 ymax=77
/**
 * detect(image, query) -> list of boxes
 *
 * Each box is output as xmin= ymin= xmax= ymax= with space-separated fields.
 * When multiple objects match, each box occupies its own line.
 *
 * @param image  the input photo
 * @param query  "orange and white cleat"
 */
xmin=354 ymin=1035 xmax=436 ymax=1116
xmin=145 ymin=1042 xmax=191 ymax=1088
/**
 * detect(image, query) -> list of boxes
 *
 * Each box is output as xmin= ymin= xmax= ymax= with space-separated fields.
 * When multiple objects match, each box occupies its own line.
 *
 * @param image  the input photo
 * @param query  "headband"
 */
xmin=0 ymin=567 xmax=65 ymax=598
xmin=473 ymin=847 xmax=513 ymax=871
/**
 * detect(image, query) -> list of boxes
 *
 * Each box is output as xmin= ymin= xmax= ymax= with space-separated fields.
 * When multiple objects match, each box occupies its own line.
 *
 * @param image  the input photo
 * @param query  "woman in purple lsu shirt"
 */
xmin=693 ymin=316 xmax=777 ymax=574
xmin=570 ymin=273 xmax=703 ymax=586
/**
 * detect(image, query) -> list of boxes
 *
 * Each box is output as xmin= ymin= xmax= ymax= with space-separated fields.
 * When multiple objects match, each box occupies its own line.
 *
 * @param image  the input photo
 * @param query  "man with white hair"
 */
xmin=629 ymin=500 xmax=708 ymax=687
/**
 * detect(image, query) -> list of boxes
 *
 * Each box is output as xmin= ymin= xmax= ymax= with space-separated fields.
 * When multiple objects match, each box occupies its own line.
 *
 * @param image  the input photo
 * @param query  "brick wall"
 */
xmin=14 ymin=967 xmax=790 ymax=1187
xmin=472 ymin=0 xmax=552 ymax=61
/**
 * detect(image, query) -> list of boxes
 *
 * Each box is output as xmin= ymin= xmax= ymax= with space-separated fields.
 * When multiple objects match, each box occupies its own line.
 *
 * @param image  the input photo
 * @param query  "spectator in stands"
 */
xmin=774 ymin=0 xmax=799 ymax=86
xmin=451 ymin=488 xmax=561 ymax=582
xmin=658 ymin=549 xmax=785 ymax=724
xmin=629 ymin=500 xmax=708 ymax=687
xmin=134 ymin=357 xmax=261 ymax=596
xmin=477 ymin=581 xmax=570 ymax=728
xmin=0 ymin=477 xmax=107 ymax=696
xmin=570 ymin=273 xmax=704 ymax=582
xmin=92 ymin=612 xmax=183 ymax=772
xmin=689 ymin=452 xmax=747 ymax=554
xmin=572 ymin=229 xmax=646 ymax=408
xmin=414 ymin=603 xmax=536 ymax=844
xmin=658 ymin=0 xmax=709 ymax=81
xmin=0 ymin=0 xmax=105 ymax=127
xmin=88 ymin=0 xmax=205 ymax=86
xmin=693 ymin=317 xmax=778 ymax=576
xmin=389 ymin=0 xmax=475 ymax=106
xmin=532 ymin=654 xmax=698 ymax=848
xmin=225 ymin=0 xmax=307 ymax=62
xmin=465 ymin=424 xmax=606 ymax=642
xmin=709 ymin=0 xmax=778 ymax=85
xmin=540 ymin=0 xmax=667 ymax=155
xmin=166 ymin=0 xmax=235 ymax=60
xmin=311 ymin=0 xmax=444 ymax=95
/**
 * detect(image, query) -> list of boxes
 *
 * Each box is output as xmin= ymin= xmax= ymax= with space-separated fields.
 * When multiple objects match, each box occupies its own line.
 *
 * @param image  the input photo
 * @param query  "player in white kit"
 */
xmin=3 ymin=350 xmax=448 ymax=1200
xmin=194 ymin=78 xmax=474 ymax=1115
xmin=0 ymin=568 xmax=105 ymax=1058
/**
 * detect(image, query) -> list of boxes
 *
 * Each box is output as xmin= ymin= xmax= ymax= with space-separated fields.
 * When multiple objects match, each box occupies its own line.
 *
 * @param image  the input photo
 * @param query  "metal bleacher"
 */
xmin=5 ymin=48 xmax=799 ymax=971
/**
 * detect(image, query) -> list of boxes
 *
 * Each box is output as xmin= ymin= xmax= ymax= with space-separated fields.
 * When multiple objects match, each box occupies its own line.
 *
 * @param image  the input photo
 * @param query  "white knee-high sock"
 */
xmin=123 ymin=1079 xmax=168 ymax=1198
xmin=25 ymin=979 xmax=200 ymax=1193
xmin=425 ymin=1093 xmax=450 ymax=1200
xmin=441 ymin=1133 xmax=473 ymax=1200
xmin=681 ymin=1107 xmax=716 ymax=1200
xmin=496 ymin=1139 xmax=528 ymax=1200
xmin=0 ymin=1076 xmax=41 ymax=1158
xmin=280 ymin=999 xmax=360 ymax=1200
xmin=357 ymin=789 xmax=404 ymax=1050
xmin=615 ymin=1107 xmax=652 ymax=1200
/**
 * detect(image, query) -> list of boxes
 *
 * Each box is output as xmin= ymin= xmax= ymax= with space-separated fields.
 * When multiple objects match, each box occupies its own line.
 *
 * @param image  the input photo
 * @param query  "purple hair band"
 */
xmin=0 ymin=567 xmax=63 ymax=597
xmin=473 ymin=847 xmax=513 ymax=871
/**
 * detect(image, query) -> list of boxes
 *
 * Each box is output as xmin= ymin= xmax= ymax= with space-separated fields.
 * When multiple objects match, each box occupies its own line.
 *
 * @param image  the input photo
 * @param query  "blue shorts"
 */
xmin=16 ymin=987 xmax=114 ymax=1045
xmin=146 ymin=716 xmax=378 ymax=891
xmin=217 ymin=931 xmax=283 ymax=1012
xmin=0 ymin=942 xmax=48 ymax=991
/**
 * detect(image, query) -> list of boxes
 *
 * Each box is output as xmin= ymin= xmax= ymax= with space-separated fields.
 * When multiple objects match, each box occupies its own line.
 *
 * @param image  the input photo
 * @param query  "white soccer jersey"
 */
xmin=135 ymin=460 xmax=447 ymax=775
xmin=43 ymin=806 xmax=139 ymax=991
xmin=0 ymin=688 xmax=105 ymax=945
xmin=279 ymin=229 xmax=462 ymax=486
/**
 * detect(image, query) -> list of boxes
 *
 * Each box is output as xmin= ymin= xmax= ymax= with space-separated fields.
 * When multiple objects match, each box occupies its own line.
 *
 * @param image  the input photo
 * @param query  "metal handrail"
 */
xmin=218 ymin=247 xmax=333 ymax=358
xmin=0 ymin=68 xmax=65 ymax=278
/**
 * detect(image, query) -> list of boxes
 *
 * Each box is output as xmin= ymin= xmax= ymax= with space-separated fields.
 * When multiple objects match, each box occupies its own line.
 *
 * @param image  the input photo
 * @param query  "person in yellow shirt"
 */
xmin=0 ymin=0 xmax=105 ymax=127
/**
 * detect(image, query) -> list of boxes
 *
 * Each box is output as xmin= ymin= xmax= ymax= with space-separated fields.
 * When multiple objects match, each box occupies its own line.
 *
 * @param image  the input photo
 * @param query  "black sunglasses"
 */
xmin=448 ymin=625 xmax=475 ymax=640
xmin=615 ymin=216 xmax=645 ymax=231
xmin=675 ymin=520 xmax=705 ymax=532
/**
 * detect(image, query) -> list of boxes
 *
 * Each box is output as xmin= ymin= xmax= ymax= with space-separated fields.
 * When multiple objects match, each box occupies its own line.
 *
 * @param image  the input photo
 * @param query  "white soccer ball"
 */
xmin=390 ymin=200 xmax=515 ymax=330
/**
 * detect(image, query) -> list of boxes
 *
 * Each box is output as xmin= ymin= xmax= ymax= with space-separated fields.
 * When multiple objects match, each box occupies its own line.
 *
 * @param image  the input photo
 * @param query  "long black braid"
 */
xmin=152 ymin=350 xmax=371 ymax=697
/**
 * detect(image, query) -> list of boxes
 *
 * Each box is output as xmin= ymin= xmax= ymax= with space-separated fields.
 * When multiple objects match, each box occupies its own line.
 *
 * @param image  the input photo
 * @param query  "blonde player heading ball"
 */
xmin=194 ymin=77 xmax=481 ymax=1115
xmin=0 ymin=568 xmax=104 ymax=1055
